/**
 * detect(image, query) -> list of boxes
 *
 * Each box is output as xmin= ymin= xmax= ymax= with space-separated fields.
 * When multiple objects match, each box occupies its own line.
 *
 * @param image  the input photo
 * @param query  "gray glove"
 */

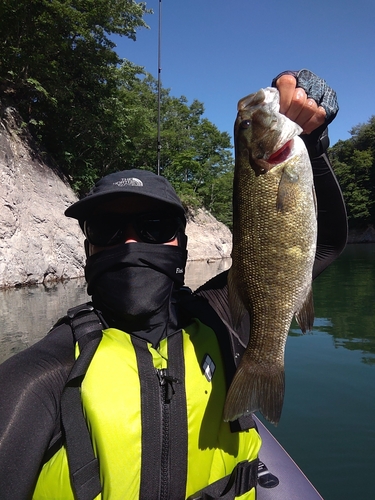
xmin=271 ymin=69 xmax=339 ymax=126
xmin=271 ymin=69 xmax=339 ymax=157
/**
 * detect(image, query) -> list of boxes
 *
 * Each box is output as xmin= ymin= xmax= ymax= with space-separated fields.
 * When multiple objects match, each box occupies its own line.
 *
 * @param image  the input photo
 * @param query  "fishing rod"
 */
xmin=157 ymin=0 xmax=162 ymax=176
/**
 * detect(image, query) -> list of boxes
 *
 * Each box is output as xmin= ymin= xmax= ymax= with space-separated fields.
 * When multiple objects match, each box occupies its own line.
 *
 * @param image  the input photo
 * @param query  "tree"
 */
xmin=0 ymin=0 xmax=150 ymax=191
xmin=114 ymin=76 xmax=235 ymax=224
xmin=159 ymin=96 xmax=234 ymax=223
xmin=330 ymin=116 xmax=375 ymax=228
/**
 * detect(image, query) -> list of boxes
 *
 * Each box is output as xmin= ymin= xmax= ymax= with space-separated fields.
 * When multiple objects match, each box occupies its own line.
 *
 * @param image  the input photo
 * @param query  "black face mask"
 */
xmin=85 ymin=242 xmax=187 ymax=345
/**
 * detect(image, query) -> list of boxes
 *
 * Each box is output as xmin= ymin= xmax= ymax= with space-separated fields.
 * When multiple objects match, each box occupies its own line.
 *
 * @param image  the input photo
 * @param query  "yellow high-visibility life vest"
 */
xmin=33 ymin=317 xmax=261 ymax=500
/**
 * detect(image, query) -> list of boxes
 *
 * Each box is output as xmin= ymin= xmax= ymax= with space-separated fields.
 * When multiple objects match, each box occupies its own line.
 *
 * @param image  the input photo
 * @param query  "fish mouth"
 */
xmin=267 ymin=140 xmax=293 ymax=165
xmin=250 ymin=139 xmax=294 ymax=175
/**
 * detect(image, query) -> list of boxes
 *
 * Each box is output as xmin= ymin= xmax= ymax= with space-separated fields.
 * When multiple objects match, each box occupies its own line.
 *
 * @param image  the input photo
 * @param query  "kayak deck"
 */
xmin=255 ymin=415 xmax=323 ymax=499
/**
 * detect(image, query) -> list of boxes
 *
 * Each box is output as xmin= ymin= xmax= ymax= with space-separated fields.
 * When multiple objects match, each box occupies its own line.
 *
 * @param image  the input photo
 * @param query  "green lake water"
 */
xmin=260 ymin=243 xmax=375 ymax=500
xmin=0 ymin=245 xmax=374 ymax=499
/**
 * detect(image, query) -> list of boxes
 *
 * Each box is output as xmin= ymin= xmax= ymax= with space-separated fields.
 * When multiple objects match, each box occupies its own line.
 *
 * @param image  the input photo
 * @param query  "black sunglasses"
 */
xmin=83 ymin=212 xmax=185 ymax=247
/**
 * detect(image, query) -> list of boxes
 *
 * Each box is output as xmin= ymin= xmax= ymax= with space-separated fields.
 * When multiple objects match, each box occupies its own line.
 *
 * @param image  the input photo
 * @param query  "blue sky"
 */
xmin=113 ymin=0 xmax=375 ymax=147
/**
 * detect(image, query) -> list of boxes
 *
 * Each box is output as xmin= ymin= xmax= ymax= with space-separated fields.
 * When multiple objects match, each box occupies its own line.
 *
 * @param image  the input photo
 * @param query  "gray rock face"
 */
xmin=0 ymin=106 xmax=85 ymax=288
xmin=186 ymin=208 xmax=232 ymax=261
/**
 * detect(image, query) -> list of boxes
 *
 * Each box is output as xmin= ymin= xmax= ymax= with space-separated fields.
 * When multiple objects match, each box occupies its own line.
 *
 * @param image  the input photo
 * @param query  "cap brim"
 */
xmin=65 ymin=191 xmax=185 ymax=221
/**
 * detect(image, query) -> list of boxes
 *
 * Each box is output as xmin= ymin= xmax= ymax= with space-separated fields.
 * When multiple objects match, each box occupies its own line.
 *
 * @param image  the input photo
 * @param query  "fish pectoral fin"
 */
xmin=295 ymin=285 xmax=314 ymax=333
xmin=227 ymin=268 xmax=247 ymax=329
xmin=276 ymin=166 xmax=299 ymax=213
xmin=223 ymin=355 xmax=285 ymax=426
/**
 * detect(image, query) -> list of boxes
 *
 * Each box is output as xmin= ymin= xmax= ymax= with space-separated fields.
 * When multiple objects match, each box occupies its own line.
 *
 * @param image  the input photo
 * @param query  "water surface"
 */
xmin=260 ymin=244 xmax=375 ymax=500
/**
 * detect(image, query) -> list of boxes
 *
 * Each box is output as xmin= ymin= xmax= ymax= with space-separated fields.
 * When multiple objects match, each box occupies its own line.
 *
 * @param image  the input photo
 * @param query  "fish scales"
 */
xmin=224 ymin=88 xmax=317 ymax=425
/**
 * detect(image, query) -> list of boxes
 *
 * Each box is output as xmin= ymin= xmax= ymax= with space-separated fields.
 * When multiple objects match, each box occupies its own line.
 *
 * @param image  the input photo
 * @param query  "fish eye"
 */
xmin=240 ymin=120 xmax=251 ymax=129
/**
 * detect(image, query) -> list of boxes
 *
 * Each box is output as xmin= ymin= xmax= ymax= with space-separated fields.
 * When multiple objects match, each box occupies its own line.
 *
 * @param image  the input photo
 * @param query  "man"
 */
xmin=0 ymin=71 xmax=347 ymax=500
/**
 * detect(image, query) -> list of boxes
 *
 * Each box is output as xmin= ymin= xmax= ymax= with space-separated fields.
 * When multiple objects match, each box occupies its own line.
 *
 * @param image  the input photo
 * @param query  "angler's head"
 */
xmin=65 ymin=169 xmax=187 ymax=257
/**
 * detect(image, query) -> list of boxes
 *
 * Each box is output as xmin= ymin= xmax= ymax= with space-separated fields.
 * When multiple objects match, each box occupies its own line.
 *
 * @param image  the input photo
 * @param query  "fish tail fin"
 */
xmin=295 ymin=285 xmax=314 ymax=333
xmin=227 ymin=268 xmax=247 ymax=328
xmin=223 ymin=356 xmax=285 ymax=425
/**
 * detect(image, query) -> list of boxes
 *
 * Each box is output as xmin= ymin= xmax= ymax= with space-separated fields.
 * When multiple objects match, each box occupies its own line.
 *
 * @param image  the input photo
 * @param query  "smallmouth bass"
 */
xmin=224 ymin=87 xmax=317 ymax=425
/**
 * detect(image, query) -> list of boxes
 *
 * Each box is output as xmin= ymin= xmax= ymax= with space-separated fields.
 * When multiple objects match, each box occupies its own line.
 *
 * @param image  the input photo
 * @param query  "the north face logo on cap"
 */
xmin=113 ymin=178 xmax=143 ymax=187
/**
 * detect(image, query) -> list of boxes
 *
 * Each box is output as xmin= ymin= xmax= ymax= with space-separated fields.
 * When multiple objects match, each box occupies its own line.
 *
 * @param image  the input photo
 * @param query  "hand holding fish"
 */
xmin=276 ymin=75 xmax=326 ymax=134
xmin=272 ymin=69 xmax=339 ymax=135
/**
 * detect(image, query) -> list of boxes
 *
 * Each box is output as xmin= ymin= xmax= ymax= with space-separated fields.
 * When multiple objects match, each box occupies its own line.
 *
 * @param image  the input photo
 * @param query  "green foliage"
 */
xmin=329 ymin=116 xmax=375 ymax=228
xmin=0 ymin=0 xmax=150 ymax=192
xmin=160 ymin=97 xmax=234 ymax=224
xmin=200 ymin=171 xmax=234 ymax=229
xmin=313 ymin=245 xmax=375 ymax=363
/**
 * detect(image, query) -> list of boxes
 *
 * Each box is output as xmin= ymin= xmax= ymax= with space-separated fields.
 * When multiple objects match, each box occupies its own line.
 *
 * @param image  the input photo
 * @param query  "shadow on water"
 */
xmin=0 ymin=278 xmax=89 ymax=364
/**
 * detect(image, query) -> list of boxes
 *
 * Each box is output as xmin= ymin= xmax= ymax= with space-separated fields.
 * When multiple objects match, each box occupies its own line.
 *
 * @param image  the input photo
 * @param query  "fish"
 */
xmin=223 ymin=87 xmax=317 ymax=425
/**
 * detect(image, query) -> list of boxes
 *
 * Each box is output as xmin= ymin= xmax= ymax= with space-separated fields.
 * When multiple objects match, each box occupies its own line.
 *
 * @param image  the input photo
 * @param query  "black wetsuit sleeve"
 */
xmin=297 ymin=124 xmax=348 ymax=278
xmin=311 ymin=151 xmax=348 ymax=278
xmin=0 ymin=323 xmax=75 ymax=500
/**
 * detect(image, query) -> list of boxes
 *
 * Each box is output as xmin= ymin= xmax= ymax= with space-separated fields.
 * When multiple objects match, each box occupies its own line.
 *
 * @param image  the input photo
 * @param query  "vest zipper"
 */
xmin=157 ymin=368 xmax=180 ymax=500
xmin=133 ymin=335 xmax=187 ymax=500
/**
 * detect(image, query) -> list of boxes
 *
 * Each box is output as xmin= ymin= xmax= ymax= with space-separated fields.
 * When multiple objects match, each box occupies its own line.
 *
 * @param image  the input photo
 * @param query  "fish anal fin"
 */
xmin=295 ymin=286 xmax=314 ymax=333
xmin=227 ymin=268 xmax=247 ymax=329
xmin=223 ymin=354 xmax=285 ymax=426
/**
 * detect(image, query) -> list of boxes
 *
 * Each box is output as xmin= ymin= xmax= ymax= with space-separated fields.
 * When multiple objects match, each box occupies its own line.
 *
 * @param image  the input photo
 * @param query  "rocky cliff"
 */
xmin=0 ymin=106 xmax=232 ymax=288
xmin=185 ymin=208 xmax=232 ymax=261
xmin=0 ymin=105 xmax=87 ymax=288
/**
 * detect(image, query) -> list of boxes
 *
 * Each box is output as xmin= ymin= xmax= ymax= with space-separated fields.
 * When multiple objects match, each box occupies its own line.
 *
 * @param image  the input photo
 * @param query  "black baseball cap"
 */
xmin=65 ymin=169 xmax=186 ymax=222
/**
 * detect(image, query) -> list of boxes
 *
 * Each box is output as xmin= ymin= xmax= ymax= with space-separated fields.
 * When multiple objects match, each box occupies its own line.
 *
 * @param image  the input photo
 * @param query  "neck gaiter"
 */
xmin=85 ymin=242 xmax=187 ymax=346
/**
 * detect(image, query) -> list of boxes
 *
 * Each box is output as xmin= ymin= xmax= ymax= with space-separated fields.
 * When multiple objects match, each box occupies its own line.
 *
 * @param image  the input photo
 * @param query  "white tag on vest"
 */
xmin=201 ymin=354 xmax=216 ymax=382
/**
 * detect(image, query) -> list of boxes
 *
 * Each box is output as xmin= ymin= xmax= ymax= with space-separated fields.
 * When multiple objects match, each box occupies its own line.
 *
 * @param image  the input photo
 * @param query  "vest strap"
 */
xmin=61 ymin=304 xmax=104 ymax=500
xmin=187 ymin=459 xmax=259 ymax=500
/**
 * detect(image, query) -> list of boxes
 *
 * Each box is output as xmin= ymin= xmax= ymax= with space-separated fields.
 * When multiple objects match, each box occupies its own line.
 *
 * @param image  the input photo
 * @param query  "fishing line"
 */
xmin=157 ymin=0 xmax=162 ymax=175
